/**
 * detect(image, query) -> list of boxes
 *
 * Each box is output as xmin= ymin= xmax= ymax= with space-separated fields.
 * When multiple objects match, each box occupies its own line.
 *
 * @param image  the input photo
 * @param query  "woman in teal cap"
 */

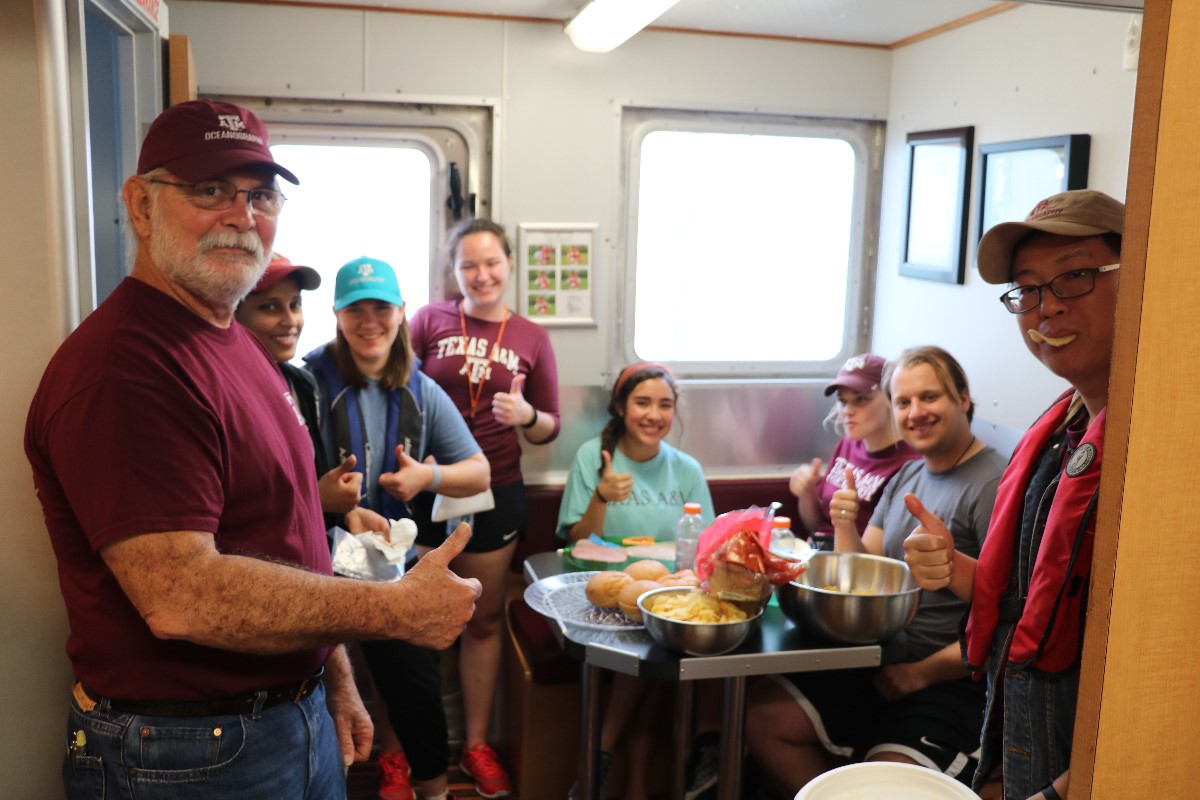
xmin=305 ymin=256 xmax=489 ymax=800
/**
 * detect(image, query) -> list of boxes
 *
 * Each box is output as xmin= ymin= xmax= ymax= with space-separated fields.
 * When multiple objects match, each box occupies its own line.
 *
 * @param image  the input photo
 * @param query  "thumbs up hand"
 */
xmin=597 ymin=449 xmax=633 ymax=504
xmin=901 ymin=493 xmax=958 ymax=590
xmin=379 ymin=445 xmax=432 ymax=502
xmin=830 ymin=467 xmax=860 ymax=531
xmin=318 ymin=455 xmax=364 ymax=514
xmin=394 ymin=522 xmax=482 ymax=650
xmin=493 ymin=373 xmax=537 ymax=430
xmin=789 ymin=457 xmax=825 ymax=498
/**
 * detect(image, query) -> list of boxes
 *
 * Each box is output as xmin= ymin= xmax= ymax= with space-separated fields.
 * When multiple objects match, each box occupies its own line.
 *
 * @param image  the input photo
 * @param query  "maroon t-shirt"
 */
xmin=25 ymin=278 xmax=330 ymax=701
xmin=409 ymin=300 xmax=560 ymax=485
xmin=814 ymin=438 xmax=921 ymax=536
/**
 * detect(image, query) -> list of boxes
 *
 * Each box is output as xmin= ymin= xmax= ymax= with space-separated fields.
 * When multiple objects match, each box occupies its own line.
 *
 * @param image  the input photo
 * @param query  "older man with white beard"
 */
xmin=25 ymin=100 xmax=481 ymax=800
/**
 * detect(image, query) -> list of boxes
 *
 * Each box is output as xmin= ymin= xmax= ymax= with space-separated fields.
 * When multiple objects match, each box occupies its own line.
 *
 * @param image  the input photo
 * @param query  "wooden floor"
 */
xmin=347 ymin=752 xmax=515 ymax=800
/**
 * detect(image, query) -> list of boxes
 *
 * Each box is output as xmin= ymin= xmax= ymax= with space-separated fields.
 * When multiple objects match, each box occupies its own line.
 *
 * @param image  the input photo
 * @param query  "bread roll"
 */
xmin=660 ymin=569 xmax=701 ymax=588
xmin=585 ymin=571 xmax=633 ymax=608
xmin=618 ymin=579 xmax=662 ymax=622
xmin=623 ymin=559 xmax=669 ymax=582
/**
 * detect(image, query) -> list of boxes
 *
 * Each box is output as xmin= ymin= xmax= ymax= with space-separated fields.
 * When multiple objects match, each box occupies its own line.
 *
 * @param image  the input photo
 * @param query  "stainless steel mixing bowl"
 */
xmin=638 ymin=586 xmax=763 ymax=656
xmin=776 ymin=551 xmax=919 ymax=644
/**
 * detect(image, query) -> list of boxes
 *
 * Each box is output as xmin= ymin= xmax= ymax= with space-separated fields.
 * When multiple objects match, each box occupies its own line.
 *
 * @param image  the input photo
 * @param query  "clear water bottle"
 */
xmin=770 ymin=516 xmax=796 ymax=554
xmin=674 ymin=502 xmax=705 ymax=570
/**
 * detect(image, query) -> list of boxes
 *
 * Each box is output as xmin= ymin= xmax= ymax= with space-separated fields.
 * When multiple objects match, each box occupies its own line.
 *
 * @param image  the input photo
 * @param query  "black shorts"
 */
xmin=769 ymin=666 xmax=985 ymax=784
xmin=412 ymin=480 xmax=527 ymax=554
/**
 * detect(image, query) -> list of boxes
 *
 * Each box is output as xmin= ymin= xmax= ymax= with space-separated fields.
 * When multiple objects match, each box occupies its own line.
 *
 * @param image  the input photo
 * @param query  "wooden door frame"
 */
xmin=1070 ymin=0 xmax=1200 ymax=795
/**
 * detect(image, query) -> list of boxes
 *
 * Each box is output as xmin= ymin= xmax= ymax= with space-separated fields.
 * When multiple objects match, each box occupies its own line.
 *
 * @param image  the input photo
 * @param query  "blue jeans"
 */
xmin=999 ymin=665 xmax=1079 ymax=798
xmin=63 ymin=682 xmax=345 ymax=800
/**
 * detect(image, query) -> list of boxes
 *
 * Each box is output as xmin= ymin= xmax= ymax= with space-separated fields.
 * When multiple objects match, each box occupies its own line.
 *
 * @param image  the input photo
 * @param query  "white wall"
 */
xmin=169 ymin=1 xmax=893 ymax=387
xmin=873 ymin=4 xmax=1137 ymax=431
xmin=2 ymin=1 xmax=74 ymax=796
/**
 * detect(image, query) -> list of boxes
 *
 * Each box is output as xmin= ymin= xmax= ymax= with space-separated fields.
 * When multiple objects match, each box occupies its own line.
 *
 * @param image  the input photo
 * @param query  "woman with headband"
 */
xmin=556 ymin=363 xmax=714 ymax=799
xmin=557 ymin=363 xmax=713 ymax=543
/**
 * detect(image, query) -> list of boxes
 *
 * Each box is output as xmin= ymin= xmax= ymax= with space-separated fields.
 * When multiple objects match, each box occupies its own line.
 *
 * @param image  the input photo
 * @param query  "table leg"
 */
xmin=716 ymin=675 xmax=746 ymax=800
xmin=673 ymin=680 xmax=695 ymax=799
xmin=578 ymin=662 xmax=603 ymax=800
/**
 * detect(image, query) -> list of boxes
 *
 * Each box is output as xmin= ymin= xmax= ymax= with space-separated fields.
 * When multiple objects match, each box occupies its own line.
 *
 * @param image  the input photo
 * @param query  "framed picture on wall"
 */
xmin=976 ymin=134 xmax=1091 ymax=246
xmin=517 ymin=222 xmax=598 ymax=327
xmin=900 ymin=126 xmax=974 ymax=285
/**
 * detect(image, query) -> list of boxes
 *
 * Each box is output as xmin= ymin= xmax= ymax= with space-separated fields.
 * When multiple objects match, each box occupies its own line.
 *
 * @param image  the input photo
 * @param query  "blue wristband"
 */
xmin=429 ymin=463 xmax=443 ymax=493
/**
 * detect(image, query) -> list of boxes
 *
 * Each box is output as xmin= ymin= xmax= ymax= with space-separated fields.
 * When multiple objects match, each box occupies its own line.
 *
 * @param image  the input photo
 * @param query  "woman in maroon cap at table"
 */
xmin=789 ymin=353 xmax=919 ymax=550
xmin=236 ymin=252 xmax=380 ymax=527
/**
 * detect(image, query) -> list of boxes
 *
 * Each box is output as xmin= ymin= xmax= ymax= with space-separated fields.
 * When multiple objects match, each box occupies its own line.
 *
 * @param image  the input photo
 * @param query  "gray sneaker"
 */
xmin=684 ymin=742 xmax=719 ymax=800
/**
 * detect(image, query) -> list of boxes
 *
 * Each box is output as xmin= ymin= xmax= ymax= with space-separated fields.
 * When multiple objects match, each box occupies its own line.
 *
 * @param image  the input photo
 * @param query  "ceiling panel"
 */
xmin=225 ymin=0 xmax=1139 ymax=47
xmin=271 ymin=0 xmax=1008 ymax=47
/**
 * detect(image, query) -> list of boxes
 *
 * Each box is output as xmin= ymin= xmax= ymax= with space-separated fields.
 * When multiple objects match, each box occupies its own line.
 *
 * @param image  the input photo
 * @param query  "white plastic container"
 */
xmin=794 ymin=762 xmax=980 ymax=800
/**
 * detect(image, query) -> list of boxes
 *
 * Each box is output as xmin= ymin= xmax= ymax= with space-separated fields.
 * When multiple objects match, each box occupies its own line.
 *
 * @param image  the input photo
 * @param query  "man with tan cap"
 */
xmin=25 ymin=99 xmax=481 ymax=798
xmin=903 ymin=189 xmax=1124 ymax=800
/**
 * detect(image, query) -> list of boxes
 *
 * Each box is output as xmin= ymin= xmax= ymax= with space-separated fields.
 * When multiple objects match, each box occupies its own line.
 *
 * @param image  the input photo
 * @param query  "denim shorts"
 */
xmin=62 ymin=682 xmax=345 ymax=799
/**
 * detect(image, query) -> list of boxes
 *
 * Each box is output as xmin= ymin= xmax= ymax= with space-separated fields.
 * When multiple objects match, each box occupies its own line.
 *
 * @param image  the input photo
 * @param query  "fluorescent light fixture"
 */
xmin=564 ymin=0 xmax=682 ymax=53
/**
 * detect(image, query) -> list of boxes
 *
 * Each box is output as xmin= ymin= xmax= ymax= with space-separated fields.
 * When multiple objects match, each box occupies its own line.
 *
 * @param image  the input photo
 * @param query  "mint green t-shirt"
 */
xmin=555 ymin=436 xmax=714 ymax=541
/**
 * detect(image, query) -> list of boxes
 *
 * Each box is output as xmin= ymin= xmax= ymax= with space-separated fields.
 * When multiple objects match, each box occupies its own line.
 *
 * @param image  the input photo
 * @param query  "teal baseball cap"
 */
xmin=333 ymin=256 xmax=404 ymax=310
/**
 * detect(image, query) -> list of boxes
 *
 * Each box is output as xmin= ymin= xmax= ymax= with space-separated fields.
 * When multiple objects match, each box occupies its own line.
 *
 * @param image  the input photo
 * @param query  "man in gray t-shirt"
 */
xmin=747 ymin=346 xmax=1006 ymax=796
xmin=870 ymin=451 xmax=1005 ymax=660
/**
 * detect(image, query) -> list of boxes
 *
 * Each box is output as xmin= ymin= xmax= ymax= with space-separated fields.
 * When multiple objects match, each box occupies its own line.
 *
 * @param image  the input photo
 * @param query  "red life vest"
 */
xmin=964 ymin=392 xmax=1105 ymax=674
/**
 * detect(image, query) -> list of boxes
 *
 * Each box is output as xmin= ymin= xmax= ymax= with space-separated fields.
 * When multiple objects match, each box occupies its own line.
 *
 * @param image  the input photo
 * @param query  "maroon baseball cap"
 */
xmin=136 ymin=99 xmax=298 ymax=185
xmin=824 ymin=354 xmax=887 ymax=396
xmin=251 ymin=253 xmax=321 ymax=294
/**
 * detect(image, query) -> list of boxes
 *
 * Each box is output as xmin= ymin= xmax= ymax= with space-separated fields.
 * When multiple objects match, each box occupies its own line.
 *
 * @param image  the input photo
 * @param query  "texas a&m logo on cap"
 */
xmin=217 ymin=114 xmax=247 ymax=133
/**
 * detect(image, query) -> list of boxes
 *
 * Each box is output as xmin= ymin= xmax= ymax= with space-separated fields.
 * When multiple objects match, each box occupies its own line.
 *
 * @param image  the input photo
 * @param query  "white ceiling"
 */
xmin=281 ymin=0 xmax=1006 ymax=48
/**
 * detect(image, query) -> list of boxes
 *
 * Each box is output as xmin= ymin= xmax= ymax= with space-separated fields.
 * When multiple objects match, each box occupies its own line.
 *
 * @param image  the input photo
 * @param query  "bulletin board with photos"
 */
xmin=517 ymin=223 xmax=597 ymax=327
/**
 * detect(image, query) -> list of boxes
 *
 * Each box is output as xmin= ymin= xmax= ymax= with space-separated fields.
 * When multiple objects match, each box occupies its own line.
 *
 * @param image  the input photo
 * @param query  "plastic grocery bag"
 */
xmin=330 ymin=518 xmax=418 ymax=582
xmin=695 ymin=507 xmax=805 ymax=603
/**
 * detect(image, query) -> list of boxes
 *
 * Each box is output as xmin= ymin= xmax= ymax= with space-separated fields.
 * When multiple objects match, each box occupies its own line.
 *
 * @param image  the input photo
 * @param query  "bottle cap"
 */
xmin=773 ymin=516 xmax=791 ymax=528
xmin=683 ymin=502 xmax=702 ymax=514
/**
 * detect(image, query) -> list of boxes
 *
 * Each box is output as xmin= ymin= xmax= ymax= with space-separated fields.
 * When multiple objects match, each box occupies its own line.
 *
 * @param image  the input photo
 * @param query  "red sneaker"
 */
xmin=377 ymin=750 xmax=415 ymax=800
xmin=459 ymin=743 xmax=512 ymax=798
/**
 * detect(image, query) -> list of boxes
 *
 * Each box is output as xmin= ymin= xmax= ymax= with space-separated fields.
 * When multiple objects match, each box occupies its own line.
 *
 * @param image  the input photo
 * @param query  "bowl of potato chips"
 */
xmin=638 ymin=586 xmax=763 ymax=656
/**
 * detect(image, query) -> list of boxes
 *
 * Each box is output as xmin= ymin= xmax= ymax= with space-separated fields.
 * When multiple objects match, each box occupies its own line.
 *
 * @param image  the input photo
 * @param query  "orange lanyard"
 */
xmin=459 ymin=301 xmax=510 ymax=426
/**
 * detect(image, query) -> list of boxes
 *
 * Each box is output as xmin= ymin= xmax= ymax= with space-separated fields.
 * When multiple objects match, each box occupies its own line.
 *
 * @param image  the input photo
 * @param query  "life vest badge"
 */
xmin=1066 ymin=442 xmax=1096 ymax=477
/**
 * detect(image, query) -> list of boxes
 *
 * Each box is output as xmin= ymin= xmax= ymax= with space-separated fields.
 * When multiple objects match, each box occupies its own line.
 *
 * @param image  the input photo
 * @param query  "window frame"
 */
xmin=619 ymin=107 xmax=884 ymax=379
xmin=64 ymin=0 xmax=164 ymax=318
xmin=216 ymin=94 xmax=496 ymax=304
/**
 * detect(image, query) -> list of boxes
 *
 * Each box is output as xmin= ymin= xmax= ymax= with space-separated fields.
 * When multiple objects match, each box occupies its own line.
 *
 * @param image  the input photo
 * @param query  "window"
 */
xmin=220 ymin=96 xmax=494 ymax=363
xmin=622 ymin=109 xmax=883 ymax=377
xmin=268 ymin=141 xmax=433 ymax=362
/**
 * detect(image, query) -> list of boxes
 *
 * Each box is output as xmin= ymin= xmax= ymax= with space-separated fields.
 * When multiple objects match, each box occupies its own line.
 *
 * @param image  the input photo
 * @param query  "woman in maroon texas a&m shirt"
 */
xmin=409 ymin=218 xmax=560 ymax=798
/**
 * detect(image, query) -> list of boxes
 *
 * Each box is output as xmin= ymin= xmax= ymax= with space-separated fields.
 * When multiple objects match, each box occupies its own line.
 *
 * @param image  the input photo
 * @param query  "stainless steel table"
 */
xmin=523 ymin=551 xmax=883 ymax=800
